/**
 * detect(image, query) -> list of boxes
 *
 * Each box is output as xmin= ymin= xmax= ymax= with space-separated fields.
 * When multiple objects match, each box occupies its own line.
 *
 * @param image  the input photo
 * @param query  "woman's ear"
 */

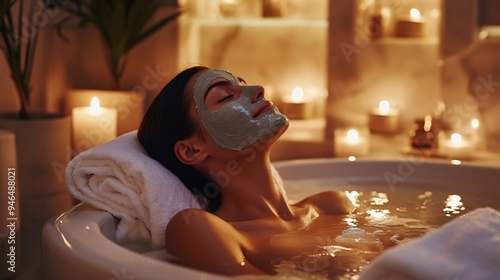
xmin=174 ymin=137 xmax=207 ymax=165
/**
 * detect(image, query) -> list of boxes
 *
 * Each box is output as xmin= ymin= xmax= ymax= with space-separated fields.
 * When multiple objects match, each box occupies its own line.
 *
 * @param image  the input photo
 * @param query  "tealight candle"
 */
xmin=72 ymin=97 xmax=117 ymax=153
xmin=394 ymin=8 xmax=426 ymax=37
xmin=282 ymin=87 xmax=313 ymax=120
xmin=369 ymin=100 xmax=400 ymax=134
xmin=334 ymin=128 xmax=370 ymax=157
xmin=441 ymin=133 xmax=474 ymax=159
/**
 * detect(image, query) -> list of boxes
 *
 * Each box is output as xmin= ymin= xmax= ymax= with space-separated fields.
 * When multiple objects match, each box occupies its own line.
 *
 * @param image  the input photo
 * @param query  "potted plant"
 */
xmin=57 ymin=0 xmax=182 ymax=136
xmin=0 ymin=0 xmax=73 ymax=225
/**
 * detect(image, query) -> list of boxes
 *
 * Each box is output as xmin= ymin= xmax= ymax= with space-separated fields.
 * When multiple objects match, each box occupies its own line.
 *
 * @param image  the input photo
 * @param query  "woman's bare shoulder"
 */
xmin=296 ymin=191 xmax=355 ymax=214
xmin=165 ymin=208 xmax=236 ymax=254
xmin=165 ymin=208 xmax=264 ymax=275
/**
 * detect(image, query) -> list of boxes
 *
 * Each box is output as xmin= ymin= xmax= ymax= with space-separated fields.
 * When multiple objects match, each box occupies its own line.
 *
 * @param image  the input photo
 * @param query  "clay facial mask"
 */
xmin=193 ymin=69 xmax=288 ymax=151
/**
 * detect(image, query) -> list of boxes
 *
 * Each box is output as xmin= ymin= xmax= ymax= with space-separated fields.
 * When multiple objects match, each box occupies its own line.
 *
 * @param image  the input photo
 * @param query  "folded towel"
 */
xmin=359 ymin=207 xmax=500 ymax=280
xmin=66 ymin=131 xmax=202 ymax=247
xmin=66 ymin=131 xmax=285 ymax=247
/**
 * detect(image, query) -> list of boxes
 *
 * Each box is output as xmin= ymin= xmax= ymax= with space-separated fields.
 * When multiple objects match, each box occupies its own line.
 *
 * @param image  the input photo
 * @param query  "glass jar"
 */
xmin=409 ymin=115 xmax=438 ymax=149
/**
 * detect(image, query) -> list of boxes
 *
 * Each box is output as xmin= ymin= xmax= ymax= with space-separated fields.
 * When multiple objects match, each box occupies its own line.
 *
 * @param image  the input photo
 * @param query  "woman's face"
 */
xmin=187 ymin=69 xmax=288 ymax=151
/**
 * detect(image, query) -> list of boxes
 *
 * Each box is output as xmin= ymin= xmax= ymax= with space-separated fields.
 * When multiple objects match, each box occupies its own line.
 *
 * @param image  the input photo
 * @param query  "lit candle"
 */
xmin=394 ymin=8 xmax=426 ymax=37
xmin=282 ymin=87 xmax=313 ymax=120
xmin=470 ymin=118 xmax=480 ymax=147
xmin=368 ymin=100 xmax=400 ymax=134
xmin=66 ymin=89 xmax=145 ymax=135
xmin=441 ymin=133 xmax=474 ymax=159
xmin=72 ymin=97 xmax=117 ymax=153
xmin=334 ymin=128 xmax=370 ymax=157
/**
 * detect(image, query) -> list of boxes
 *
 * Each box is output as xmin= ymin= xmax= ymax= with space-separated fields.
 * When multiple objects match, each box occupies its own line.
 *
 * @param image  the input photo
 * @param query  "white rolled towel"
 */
xmin=360 ymin=207 xmax=500 ymax=280
xmin=66 ymin=131 xmax=285 ymax=247
xmin=66 ymin=131 xmax=202 ymax=247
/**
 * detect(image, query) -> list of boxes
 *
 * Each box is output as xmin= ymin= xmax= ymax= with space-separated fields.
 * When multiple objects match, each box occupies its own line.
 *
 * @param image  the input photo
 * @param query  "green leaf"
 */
xmin=50 ymin=0 xmax=183 ymax=89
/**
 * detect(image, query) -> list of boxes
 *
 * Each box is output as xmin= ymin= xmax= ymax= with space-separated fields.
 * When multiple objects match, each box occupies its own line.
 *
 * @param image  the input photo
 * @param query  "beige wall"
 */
xmin=0 ymin=4 xmax=180 ymax=115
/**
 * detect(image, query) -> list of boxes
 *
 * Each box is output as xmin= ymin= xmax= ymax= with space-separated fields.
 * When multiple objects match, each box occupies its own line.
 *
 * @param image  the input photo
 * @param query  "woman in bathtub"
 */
xmin=138 ymin=66 xmax=381 ymax=277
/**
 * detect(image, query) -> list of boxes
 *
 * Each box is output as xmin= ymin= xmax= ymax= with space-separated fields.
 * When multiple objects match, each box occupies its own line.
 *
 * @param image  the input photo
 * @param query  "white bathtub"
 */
xmin=42 ymin=158 xmax=500 ymax=280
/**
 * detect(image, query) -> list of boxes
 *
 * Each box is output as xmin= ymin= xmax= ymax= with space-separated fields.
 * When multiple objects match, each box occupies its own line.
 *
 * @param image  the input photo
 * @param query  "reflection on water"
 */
xmin=443 ymin=194 xmax=465 ymax=216
xmin=274 ymin=179 xmax=485 ymax=280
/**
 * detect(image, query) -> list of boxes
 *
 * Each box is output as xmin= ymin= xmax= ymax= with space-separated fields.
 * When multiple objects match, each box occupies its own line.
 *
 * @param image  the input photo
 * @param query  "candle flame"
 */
xmin=90 ymin=97 xmax=101 ymax=115
xmin=410 ymin=8 xmax=421 ymax=19
xmin=347 ymin=129 xmax=359 ymax=141
xmin=471 ymin=118 xmax=479 ymax=129
xmin=291 ymin=87 xmax=304 ymax=102
xmin=451 ymin=133 xmax=462 ymax=145
xmin=378 ymin=100 xmax=390 ymax=114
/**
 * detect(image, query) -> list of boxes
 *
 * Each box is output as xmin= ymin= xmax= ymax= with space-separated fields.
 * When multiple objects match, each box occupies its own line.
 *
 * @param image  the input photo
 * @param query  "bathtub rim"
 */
xmin=42 ymin=203 xmax=230 ymax=280
xmin=42 ymin=157 xmax=500 ymax=279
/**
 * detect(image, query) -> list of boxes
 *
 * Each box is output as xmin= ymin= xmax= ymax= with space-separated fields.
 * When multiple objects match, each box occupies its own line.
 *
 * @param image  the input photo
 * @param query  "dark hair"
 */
xmin=138 ymin=66 xmax=221 ymax=212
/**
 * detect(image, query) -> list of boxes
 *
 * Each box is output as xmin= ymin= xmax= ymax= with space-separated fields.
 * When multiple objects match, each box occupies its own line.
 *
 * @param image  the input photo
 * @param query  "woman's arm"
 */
xmin=297 ymin=191 xmax=355 ymax=214
xmin=165 ymin=208 xmax=266 ymax=276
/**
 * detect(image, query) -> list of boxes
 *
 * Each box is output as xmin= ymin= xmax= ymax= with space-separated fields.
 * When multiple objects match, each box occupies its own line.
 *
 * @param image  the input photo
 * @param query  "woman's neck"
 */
xmin=211 ymin=157 xmax=294 ymax=222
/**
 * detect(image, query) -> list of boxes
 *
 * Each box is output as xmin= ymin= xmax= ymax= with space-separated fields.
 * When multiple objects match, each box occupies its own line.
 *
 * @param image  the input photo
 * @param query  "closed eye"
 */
xmin=218 ymin=93 xmax=235 ymax=103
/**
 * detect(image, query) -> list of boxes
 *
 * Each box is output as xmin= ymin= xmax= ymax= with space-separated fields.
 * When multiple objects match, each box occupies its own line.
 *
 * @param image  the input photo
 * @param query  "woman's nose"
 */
xmin=251 ymin=86 xmax=265 ymax=102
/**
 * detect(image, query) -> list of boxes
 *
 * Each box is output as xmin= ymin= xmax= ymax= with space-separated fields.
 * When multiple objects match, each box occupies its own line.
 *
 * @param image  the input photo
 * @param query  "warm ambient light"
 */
xmin=378 ymin=100 xmax=390 ymax=114
xmin=291 ymin=87 xmax=304 ymax=102
xmin=369 ymin=100 xmax=400 ymax=134
xmin=89 ymin=97 xmax=101 ymax=115
xmin=346 ymin=129 xmax=359 ymax=142
xmin=443 ymin=194 xmax=465 ymax=216
xmin=72 ymin=96 xmax=117 ymax=154
xmin=441 ymin=132 xmax=474 ymax=159
xmin=450 ymin=133 xmax=462 ymax=145
xmin=334 ymin=128 xmax=369 ymax=157
xmin=471 ymin=118 xmax=479 ymax=129
xmin=395 ymin=8 xmax=425 ymax=37
xmin=410 ymin=8 xmax=421 ymax=19
xmin=282 ymin=87 xmax=312 ymax=119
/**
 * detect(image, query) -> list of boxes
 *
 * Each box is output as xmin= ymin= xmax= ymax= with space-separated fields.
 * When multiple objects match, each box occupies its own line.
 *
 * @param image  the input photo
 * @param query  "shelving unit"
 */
xmin=177 ymin=1 xmax=329 ymax=119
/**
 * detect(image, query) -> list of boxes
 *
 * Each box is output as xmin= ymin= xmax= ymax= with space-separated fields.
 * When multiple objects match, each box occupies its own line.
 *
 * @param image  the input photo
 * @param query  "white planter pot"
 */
xmin=0 ymin=113 xmax=73 ymax=226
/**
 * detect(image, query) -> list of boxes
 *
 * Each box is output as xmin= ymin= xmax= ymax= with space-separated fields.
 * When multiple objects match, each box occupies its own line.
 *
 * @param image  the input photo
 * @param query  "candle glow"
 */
xmin=451 ymin=133 xmax=462 ymax=145
xmin=72 ymin=97 xmax=117 ymax=153
xmin=346 ymin=129 xmax=359 ymax=142
xmin=441 ymin=132 xmax=474 ymax=159
xmin=369 ymin=100 xmax=400 ymax=134
xmin=395 ymin=8 xmax=425 ymax=37
xmin=334 ymin=128 xmax=369 ymax=157
xmin=378 ymin=100 xmax=390 ymax=114
xmin=282 ymin=87 xmax=312 ymax=119
xmin=471 ymin=119 xmax=479 ymax=129
xmin=410 ymin=8 xmax=421 ymax=19
xmin=291 ymin=87 xmax=304 ymax=103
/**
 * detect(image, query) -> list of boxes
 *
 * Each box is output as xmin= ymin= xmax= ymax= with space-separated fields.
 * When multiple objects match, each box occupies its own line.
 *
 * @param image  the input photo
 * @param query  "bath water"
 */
xmin=252 ymin=178 xmax=500 ymax=280
xmin=121 ymin=177 xmax=498 ymax=280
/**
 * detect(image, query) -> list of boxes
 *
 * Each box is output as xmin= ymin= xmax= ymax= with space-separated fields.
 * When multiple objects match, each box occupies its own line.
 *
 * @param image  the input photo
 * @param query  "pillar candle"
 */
xmin=66 ymin=89 xmax=145 ymax=135
xmin=72 ymin=97 xmax=117 ymax=154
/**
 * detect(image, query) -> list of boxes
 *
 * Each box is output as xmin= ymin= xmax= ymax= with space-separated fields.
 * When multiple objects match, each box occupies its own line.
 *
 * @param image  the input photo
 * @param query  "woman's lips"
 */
xmin=252 ymin=100 xmax=275 ymax=118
